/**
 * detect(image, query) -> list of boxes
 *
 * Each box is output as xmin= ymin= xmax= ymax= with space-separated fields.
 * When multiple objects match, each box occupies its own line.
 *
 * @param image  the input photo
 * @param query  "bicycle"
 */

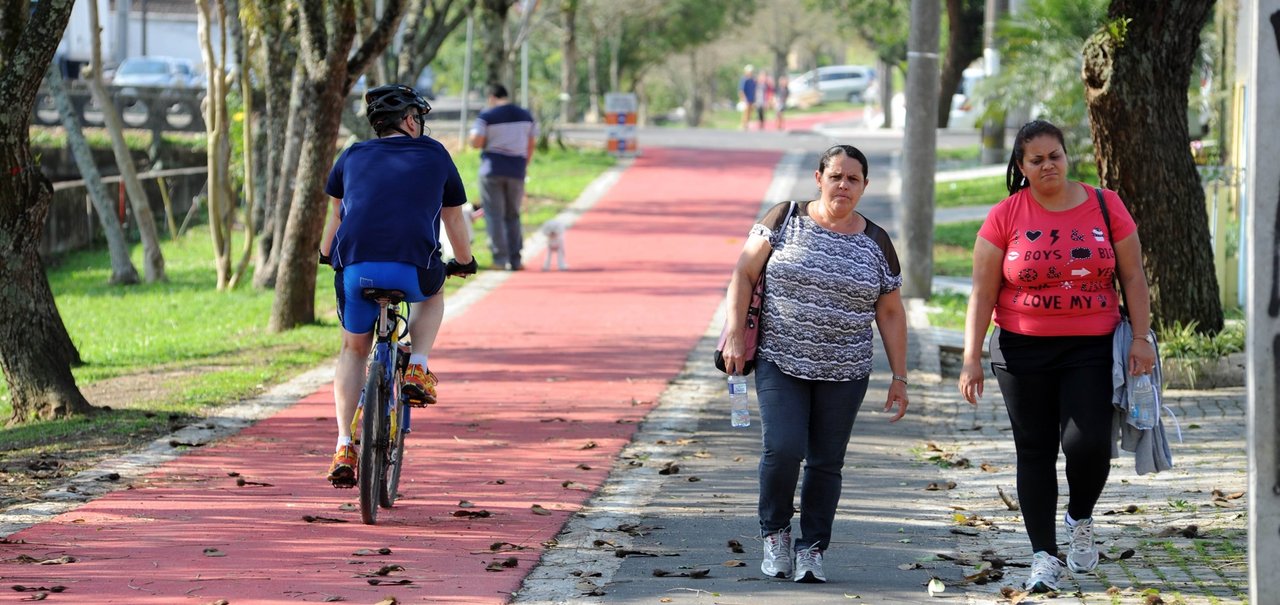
xmin=349 ymin=257 xmax=477 ymax=525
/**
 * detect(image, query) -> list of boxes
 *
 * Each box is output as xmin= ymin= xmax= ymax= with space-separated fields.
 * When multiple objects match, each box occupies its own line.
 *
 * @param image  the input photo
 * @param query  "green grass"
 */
xmin=935 ymin=175 xmax=1006 ymax=209
xmin=925 ymin=292 xmax=969 ymax=331
xmin=1 ymin=145 xmax=614 ymax=451
xmin=30 ymin=125 xmax=206 ymax=154
xmin=933 ymin=220 xmax=982 ymax=278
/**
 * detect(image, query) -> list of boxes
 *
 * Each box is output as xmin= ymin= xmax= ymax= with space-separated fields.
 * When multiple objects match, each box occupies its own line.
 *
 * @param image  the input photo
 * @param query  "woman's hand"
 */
xmin=720 ymin=328 xmax=746 ymax=376
xmin=1129 ymin=338 xmax=1157 ymax=376
xmin=883 ymin=381 xmax=908 ymax=422
xmin=957 ymin=360 xmax=985 ymax=406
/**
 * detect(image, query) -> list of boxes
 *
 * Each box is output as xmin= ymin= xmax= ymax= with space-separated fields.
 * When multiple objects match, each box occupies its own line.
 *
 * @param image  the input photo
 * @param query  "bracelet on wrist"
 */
xmin=892 ymin=374 xmax=909 ymax=386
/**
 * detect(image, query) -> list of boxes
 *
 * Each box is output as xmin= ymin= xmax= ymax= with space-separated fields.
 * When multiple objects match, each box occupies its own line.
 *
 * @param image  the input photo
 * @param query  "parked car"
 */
xmin=110 ymin=56 xmax=203 ymax=92
xmin=787 ymin=65 xmax=876 ymax=107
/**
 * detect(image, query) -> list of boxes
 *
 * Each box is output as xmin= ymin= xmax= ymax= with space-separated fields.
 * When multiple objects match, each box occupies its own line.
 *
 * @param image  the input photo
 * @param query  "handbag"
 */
xmin=714 ymin=201 xmax=797 ymax=375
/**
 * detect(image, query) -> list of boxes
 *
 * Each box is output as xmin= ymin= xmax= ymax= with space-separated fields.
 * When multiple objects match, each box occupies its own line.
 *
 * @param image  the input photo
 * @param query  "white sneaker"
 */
xmin=1067 ymin=517 xmax=1099 ymax=573
xmin=793 ymin=545 xmax=826 ymax=583
xmin=1024 ymin=550 xmax=1064 ymax=593
xmin=760 ymin=528 xmax=793 ymax=578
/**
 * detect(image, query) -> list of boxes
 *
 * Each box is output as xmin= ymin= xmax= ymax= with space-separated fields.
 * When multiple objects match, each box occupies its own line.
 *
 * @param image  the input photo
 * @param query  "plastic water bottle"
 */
xmin=728 ymin=375 xmax=750 ymax=428
xmin=1128 ymin=374 xmax=1157 ymax=430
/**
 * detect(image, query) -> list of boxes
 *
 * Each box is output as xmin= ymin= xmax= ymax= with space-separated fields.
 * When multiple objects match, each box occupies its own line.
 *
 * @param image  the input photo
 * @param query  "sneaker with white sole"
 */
xmin=1067 ymin=517 xmax=1099 ymax=573
xmin=761 ymin=528 xmax=793 ymax=578
xmin=1024 ymin=550 xmax=1064 ymax=593
xmin=793 ymin=545 xmax=826 ymax=583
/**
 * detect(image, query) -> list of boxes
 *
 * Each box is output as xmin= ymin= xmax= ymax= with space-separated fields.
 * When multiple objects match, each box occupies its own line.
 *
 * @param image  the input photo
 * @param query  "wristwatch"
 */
xmin=1133 ymin=333 xmax=1155 ymax=345
xmin=892 ymin=374 xmax=909 ymax=386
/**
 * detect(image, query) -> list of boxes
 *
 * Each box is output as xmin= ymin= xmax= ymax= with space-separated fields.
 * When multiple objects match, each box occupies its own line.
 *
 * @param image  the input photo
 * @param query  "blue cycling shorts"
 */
xmin=334 ymin=261 xmax=445 ymax=333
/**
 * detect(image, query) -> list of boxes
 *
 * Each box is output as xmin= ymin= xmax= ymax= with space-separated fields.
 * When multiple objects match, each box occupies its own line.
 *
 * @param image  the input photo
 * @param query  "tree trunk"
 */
xmin=937 ymin=0 xmax=983 ymax=128
xmin=559 ymin=0 xmax=579 ymax=123
xmin=585 ymin=34 xmax=600 ymax=122
xmin=479 ymin=0 xmax=516 ymax=86
xmin=197 ymin=0 xmax=234 ymax=289
xmin=254 ymin=67 xmax=306 ymax=289
xmin=252 ymin=2 xmax=298 ymax=288
xmin=1083 ymin=0 xmax=1222 ymax=334
xmin=0 ymin=0 xmax=95 ymax=422
xmin=44 ymin=64 xmax=140 ymax=286
xmin=87 ymin=0 xmax=166 ymax=282
xmin=269 ymin=0 xmax=404 ymax=331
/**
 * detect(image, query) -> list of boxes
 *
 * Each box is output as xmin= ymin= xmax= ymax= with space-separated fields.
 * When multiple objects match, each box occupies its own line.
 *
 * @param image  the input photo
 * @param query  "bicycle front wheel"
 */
xmin=380 ymin=397 xmax=407 ymax=508
xmin=359 ymin=361 xmax=385 ymax=525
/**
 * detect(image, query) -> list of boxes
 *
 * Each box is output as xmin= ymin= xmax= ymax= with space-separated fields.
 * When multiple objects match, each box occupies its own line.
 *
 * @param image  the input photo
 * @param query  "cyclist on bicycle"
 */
xmin=318 ymin=83 xmax=477 ymax=487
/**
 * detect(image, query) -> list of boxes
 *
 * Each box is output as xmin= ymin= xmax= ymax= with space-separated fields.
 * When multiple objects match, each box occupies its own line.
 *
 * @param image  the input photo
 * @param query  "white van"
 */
xmin=788 ymin=65 xmax=876 ymax=107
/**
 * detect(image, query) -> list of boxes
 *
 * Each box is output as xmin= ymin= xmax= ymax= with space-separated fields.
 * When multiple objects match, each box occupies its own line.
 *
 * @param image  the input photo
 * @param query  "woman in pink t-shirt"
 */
xmin=956 ymin=120 xmax=1156 ymax=593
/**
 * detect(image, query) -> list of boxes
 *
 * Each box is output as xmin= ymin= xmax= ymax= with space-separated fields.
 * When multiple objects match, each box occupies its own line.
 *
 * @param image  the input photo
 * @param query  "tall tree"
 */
xmin=249 ymin=1 xmax=302 ymax=289
xmin=937 ymin=0 xmax=983 ymax=127
xmin=822 ymin=0 xmax=909 ymax=127
xmin=85 ymin=0 xmax=167 ymax=282
xmin=558 ymin=0 xmax=579 ymax=123
xmin=43 ymin=64 xmax=140 ymax=286
xmin=1082 ymin=0 xmax=1222 ymax=333
xmin=478 ymin=0 xmax=521 ymax=86
xmin=0 ymin=0 xmax=94 ymax=422
xmin=269 ymin=0 xmax=404 ymax=331
xmin=196 ymin=0 xmax=244 ymax=289
xmin=393 ymin=0 xmax=474 ymax=85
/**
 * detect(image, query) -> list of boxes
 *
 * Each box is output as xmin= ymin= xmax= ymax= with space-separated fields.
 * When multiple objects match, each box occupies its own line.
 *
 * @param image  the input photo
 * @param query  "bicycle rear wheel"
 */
xmin=380 ymin=397 xmax=407 ymax=508
xmin=359 ymin=361 xmax=385 ymax=525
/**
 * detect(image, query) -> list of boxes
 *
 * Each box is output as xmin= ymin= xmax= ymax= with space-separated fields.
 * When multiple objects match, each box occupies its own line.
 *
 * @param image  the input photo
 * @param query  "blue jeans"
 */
xmin=755 ymin=358 xmax=868 ymax=551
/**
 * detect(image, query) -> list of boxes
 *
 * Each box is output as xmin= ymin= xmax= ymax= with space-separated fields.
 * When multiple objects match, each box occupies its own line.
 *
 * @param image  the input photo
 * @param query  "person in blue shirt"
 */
xmin=469 ymin=83 xmax=538 ymax=271
xmin=739 ymin=65 xmax=758 ymax=131
xmin=318 ymin=84 xmax=477 ymax=487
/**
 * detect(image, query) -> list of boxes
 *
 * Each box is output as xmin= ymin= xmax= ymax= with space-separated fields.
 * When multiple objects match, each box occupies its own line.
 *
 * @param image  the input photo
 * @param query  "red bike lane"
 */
xmin=0 ymin=147 xmax=782 ymax=604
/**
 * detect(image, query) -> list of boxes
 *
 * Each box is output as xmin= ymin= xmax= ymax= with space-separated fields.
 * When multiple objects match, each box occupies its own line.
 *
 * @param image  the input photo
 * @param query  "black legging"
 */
xmin=990 ymin=328 xmax=1115 ymax=555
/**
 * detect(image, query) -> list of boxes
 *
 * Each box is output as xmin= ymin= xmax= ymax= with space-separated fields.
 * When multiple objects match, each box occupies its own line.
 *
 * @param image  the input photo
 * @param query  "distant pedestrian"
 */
xmin=739 ymin=65 xmax=758 ymax=131
xmin=774 ymin=75 xmax=790 ymax=131
xmin=957 ymin=120 xmax=1156 ymax=593
xmin=719 ymin=144 xmax=910 ymax=584
xmin=470 ymin=83 xmax=538 ymax=271
xmin=757 ymin=73 xmax=771 ymax=130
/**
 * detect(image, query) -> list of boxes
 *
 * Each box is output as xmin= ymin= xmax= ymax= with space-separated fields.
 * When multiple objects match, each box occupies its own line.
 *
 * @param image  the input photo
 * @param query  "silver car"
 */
xmin=788 ymin=65 xmax=876 ymax=106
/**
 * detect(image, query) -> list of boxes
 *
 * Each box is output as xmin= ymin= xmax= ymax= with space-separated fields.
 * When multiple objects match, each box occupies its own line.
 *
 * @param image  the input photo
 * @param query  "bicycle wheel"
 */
xmin=359 ymin=361 xmax=385 ymax=525
xmin=380 ymin=397 xmax=407 ymax=508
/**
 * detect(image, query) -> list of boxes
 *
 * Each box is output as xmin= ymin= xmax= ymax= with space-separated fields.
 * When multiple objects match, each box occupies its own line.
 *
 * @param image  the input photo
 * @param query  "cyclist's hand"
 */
xmin=446 ymin=257 xmax=478 ymax=278
xmin=318 ymin=251 xmax=332 ymax=267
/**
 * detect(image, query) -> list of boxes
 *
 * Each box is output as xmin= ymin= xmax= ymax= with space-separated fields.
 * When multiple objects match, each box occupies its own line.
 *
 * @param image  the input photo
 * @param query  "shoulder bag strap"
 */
xmin=1095 ymin=187 xmax=1129 ymax=313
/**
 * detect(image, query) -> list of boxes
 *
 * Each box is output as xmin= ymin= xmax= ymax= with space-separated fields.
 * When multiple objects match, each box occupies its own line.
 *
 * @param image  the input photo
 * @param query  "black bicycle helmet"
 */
xmin=365 ymin=84 xmax=431 ymax=133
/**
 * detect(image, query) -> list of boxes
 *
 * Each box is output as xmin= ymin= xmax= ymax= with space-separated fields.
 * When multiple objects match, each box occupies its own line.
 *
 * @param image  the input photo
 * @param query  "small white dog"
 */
xmin=439 ymin=203 xmax=478 ymax=259
xmin=541 ymin=219 xmax=568 ymax=271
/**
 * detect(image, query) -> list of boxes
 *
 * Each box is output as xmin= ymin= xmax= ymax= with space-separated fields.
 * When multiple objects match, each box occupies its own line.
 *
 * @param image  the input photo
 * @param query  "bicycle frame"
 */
xmin=351 ymin=299 xmax=413 ymax=439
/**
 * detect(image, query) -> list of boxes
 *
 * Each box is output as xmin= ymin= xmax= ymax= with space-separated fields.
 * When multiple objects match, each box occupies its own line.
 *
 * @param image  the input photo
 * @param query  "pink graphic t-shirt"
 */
xmin=977 ymin=184 xmax=1137 ymax=336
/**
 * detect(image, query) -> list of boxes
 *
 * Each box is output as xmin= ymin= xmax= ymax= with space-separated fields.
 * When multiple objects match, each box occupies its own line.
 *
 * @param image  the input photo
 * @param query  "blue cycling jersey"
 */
xmin=324 ymin=135 xmax=466 ymax=270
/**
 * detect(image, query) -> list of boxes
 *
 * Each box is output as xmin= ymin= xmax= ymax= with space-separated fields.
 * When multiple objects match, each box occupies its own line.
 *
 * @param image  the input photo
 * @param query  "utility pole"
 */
xmin=115 ymin=0 xmax=131 ymax=63
xmin=901 ymin=0 xmax=940 ymax=299
xmin=979 ymin=0 xmax=1007 ymax=164
xmin=1245 ymin=2 xmax=1280 ymax=602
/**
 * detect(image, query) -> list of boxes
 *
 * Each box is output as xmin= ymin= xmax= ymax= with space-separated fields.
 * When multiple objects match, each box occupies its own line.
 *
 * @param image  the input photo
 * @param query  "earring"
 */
xmin=1021 ymin=176 xmax=1028 ymax=186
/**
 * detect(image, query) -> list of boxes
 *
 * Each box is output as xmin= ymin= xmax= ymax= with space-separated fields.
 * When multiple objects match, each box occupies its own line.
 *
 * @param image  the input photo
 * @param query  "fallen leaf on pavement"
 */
xmin=924 ymin=481 xmax=956 ymax=491
xmin=651 ymin=568 xmax=709 ymax=578
xmin=997 ymin=486 xmax=1019 ymax=511
xmin=203 ymin=601 xmax=229 ymax=605
xmin=898 ymin=563 xmax=922 ymax=570
xmin=12 ymin=555 xmax=75 ymax=565
xmin=530 ymin=504 xmax=552 ymax=515
xmin=458 ymin=500 xmax=474 ymax=508
xmin=489 ymin=542 xmax=527 ymax=552
xmin=303 ymin=515 xmax=348 ymax=524
xmin=372 ymin=598 xmax=397 ymax=605
xmin=580 ymin=441 xmax=597 ymax=450
xmin=561 ymin=481 xmax=592 ymax=491
xmin=485 ymin=557 xmax=520 ymax=572
xmin=723 ymin=559 xmax=746 ymax=567
xmin=236 ymin=478 xmax=272 ymax=487
xmin=352 ymin=547 xmax=392 ymax=556
xmin=202 ymin=548 xmax=226 ymax=557
xmin=453 ymin=509 xmax=492 ymax=518
xmin=727 ymin=539 xmax=745 ymax=553
xmin=927 ymin=577 xmax=946 ymax=596
xmin=366 ymin=578 xmax=412 ymax=586
xmin=1103 ymin=504 xmax=1140 ymax=515
xmin=10 ymin=586 xmax=66 ymax=593
xmin=322 ymin=597 xmax=346 ymax=602
xmin=615 ymin=548 xmax=679 ymax=558
xmin=577 ymin=463 xmax=592 ymax=470
xmin=657 ymin=462 xmax=680 ymax=475
xmin=979 ymin=463 xmax=999 ymax=472
xmin=338 ymin=503 xmax=357 ymax=512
